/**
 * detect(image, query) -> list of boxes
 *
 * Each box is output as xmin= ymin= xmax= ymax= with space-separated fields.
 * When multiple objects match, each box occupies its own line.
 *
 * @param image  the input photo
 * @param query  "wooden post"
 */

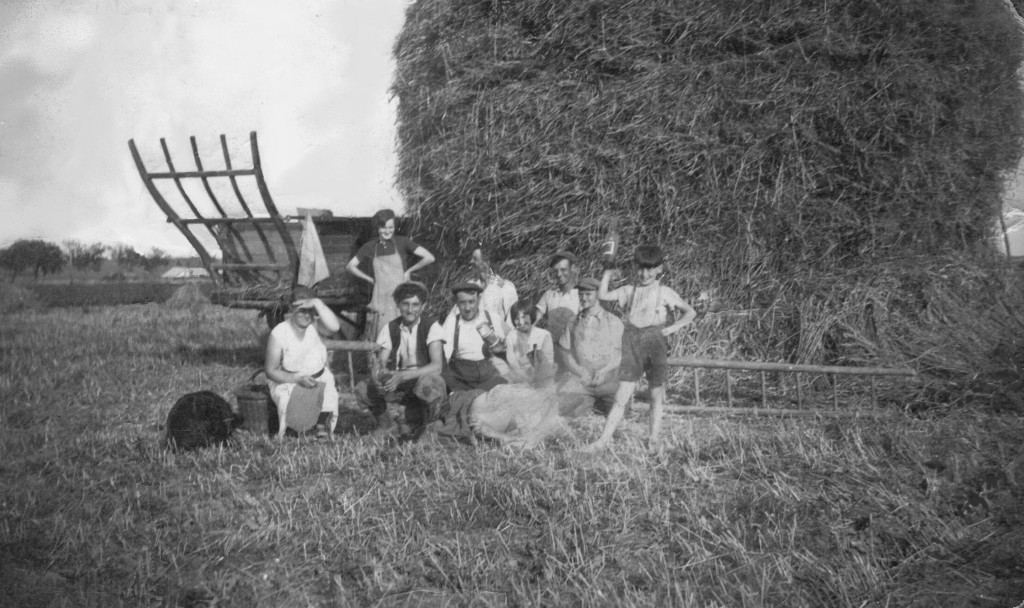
xmin=760 ymin=371 xmax=767 ymax=409
xmin=347 ymin=352 xmax=355 ymax=390
xmin=692 ymin=368 xmax=700 ymax=406
xmin=725 ymin=370 xmax=733 ymax=407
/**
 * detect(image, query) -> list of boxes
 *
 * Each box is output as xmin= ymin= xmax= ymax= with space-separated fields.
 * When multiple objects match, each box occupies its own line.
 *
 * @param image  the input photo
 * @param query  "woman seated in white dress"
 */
xmin=503 ymin=301 xmax=555 ymax=388
xmin=264 ymin=286 xmax=341 ymax=438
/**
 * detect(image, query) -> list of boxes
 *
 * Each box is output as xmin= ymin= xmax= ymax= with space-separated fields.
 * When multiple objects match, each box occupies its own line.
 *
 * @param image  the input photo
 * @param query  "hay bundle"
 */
xmin=165 ymin=282 xmax=212 ymax=308
xmin=394 ymin=0 xmax=1024 ymax=396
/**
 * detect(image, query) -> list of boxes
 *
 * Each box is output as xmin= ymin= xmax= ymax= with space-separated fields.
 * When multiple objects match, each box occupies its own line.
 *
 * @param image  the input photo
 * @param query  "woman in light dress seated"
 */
xmin=264 ymin=286 xmax=341 ymax=439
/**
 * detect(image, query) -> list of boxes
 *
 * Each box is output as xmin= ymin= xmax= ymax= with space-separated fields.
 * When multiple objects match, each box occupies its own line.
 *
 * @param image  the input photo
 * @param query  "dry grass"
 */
xmin=0 ymin=283 xmax=44 ymax=314
xmin=1 ymin=305 xmax=1022 ymax=607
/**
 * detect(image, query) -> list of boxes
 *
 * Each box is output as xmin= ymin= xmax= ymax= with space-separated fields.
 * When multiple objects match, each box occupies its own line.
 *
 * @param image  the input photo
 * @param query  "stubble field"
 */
xmin=1 ymin=302 xmax=1022 ymax=607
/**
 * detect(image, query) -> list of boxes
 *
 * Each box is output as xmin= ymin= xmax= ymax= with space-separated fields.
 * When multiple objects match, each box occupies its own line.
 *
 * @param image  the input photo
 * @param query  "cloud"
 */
xmin=1 ymin=7 xmax=98 ymax=75
xmin=0 ymin=0 xmax=407 ymax=256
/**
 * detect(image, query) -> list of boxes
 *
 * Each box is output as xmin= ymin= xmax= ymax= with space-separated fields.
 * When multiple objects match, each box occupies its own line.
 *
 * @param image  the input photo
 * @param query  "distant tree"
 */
xmin=36 ymin=243 xmax=65 ymax=278
xmin=141 ymin=247 xmax=171 ymax=272
xmin=113 ymin=245 xmax=146 ymax=272
xmin=0 ymin=239 xmax=66 ymax=281
xmin=63 ymin=239 xmax=107 ymax=274
xmin=0 ymin=247 xmax=13 ymax=282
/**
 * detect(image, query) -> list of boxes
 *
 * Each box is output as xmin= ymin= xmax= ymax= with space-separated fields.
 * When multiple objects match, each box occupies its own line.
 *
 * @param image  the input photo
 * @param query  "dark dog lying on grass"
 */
xmin=164 ymin=391 xmax=243 ymax=451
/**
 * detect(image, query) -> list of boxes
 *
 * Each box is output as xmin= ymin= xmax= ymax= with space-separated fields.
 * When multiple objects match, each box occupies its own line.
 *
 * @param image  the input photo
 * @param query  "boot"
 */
xmin=371 ymin=410 xmax=398 ymax=439
xmin=427 ymin=394 xmax=450 ymax=423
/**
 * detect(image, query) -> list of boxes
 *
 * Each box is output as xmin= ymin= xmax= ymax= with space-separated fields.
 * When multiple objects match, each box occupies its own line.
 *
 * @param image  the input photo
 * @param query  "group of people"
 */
xmin=263 ymin=209 xmax=696 ymax=449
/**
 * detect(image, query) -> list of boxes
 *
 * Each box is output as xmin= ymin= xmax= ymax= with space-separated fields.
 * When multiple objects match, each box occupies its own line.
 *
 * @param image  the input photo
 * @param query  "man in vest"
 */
xmin=356 ymin=281 xmax=447 ymax=440
xmin=441 ymin=282 xmax=509 ymax=392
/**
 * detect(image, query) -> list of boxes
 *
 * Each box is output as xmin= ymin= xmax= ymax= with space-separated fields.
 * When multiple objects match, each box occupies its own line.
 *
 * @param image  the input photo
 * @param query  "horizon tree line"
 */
xmin=0 ymin=238 xmax=195 ymax=282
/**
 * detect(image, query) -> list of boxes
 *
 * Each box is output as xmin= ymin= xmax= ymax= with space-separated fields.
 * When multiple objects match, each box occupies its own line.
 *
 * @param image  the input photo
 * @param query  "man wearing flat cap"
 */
xmin=450 ymin=239 xmax=519 ymax=335
xmin=535 ymin=251 xmax=580 ymax=374
xmin=441 ymin=281 xmax=509 ymax=392
xmin=356 ymin=281 xmax=447 ymax=440
xmin=557 ymin=277 xmax=624 ymax=417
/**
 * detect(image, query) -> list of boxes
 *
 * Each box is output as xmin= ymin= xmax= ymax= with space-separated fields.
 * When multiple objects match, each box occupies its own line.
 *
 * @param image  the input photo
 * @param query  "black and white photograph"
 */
xmin=2 ymin=0 xmax=1024 ymax=606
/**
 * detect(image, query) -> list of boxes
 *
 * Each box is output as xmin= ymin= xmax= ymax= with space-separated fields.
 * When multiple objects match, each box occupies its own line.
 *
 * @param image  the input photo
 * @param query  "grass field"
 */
xmin=1 ymin=303 xmax=1022 ymax=607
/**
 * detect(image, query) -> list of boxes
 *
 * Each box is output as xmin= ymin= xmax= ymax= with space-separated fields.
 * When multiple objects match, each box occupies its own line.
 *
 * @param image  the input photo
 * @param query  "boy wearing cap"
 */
xmin=441 ymin=282 xmax=509 ymax=392
xmin=356 ymin=281 xmax=447 ymax=440
xmin=585 ymin=245 xmax=696 ymax=450
xmin=557 ymin=277 xmax=624 ymax=416
xmin=535 ymin=251 xmax=580 ymax=372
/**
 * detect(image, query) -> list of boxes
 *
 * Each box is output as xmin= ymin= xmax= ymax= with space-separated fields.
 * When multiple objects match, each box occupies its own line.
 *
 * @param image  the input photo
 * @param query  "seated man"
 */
xmin=355 ymin=281 xmax=447 ymax=440
xmin=441 ymin=282 xmax=509 ymax=392
xmin=557 ymin=277 xmax=624 ymax=417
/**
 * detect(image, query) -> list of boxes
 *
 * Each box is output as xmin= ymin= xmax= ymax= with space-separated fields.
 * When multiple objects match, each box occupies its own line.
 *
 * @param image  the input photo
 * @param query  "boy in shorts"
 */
xmin=584 ymin=244 xmax=696 ymax=451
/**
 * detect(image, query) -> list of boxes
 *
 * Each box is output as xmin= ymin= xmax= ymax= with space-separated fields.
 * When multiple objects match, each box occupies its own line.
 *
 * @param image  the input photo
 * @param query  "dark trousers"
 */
xmin=446 ymin=359 xmax=507 ymax=392
xmin=357 ymin=379 xmax=429 ymax=431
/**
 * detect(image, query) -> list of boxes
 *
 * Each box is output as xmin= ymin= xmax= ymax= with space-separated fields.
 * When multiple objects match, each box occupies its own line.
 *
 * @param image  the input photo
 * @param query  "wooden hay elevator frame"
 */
xmin=128 ymin=131 xmax=373 ymax=334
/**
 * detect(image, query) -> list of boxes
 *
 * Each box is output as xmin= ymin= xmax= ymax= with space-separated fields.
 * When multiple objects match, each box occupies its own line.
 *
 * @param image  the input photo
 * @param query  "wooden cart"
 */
xmin=128 ymin=131 xmax=373 ymax=336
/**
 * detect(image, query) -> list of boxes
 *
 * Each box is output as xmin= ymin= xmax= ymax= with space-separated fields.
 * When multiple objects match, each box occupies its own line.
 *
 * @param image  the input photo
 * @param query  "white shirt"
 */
xmin=270 ymin=321 xmax=328 ymax=375
xmin=448 ymin=277 xmax=519 ymax=334
xmin=505 ymin=326 xmax=554 ymax=374
xmin=606 ymin=282 xmax=684 ymax=328
xmin=536 ymin=287 xmax=580 ymax=341
xmin=376 ymin=319 xmax=445 ymax=369
xmin=441 ymin=310 xmax=505 ymax=362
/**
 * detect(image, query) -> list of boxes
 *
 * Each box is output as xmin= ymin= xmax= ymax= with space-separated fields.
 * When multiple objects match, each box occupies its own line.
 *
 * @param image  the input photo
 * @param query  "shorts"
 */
xmin=618 ymin=325 xmax=668 ymax=387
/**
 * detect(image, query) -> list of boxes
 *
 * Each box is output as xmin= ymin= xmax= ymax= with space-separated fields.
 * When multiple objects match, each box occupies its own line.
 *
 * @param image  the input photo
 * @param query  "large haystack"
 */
xmin=394 ymin=0 xmax=1024 ymax=401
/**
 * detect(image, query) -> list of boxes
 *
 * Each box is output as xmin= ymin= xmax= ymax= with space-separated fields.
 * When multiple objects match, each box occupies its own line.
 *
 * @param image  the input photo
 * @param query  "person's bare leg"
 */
xmin=583 ymin=381 xmax=635 ymax=451
xmin=326 ymin=410 xmax=338 ymax=440
xmin=648 ymin=385 xmax=665 ymax=450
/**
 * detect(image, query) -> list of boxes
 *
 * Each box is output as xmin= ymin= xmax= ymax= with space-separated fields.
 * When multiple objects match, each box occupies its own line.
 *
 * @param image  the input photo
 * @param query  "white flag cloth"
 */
xmin=297 ymin=213 xmax=330 ymax=287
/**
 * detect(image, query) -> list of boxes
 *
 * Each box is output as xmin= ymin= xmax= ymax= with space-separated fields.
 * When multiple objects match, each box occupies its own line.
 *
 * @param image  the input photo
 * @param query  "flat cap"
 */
xmin=576 ymin=277 xmax=600 ymax=291
xmin=450 ymin=281 xmax=484 ymax=295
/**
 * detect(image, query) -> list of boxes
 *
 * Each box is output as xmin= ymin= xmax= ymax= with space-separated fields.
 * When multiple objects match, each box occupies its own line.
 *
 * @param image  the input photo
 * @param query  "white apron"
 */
xmin=365 ymin=241 xmax=405 ymax=341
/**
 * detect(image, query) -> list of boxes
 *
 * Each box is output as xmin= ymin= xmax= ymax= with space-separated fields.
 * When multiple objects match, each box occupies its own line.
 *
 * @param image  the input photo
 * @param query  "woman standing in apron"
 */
xmin=346 ymin=209 xmax=436 ymax=341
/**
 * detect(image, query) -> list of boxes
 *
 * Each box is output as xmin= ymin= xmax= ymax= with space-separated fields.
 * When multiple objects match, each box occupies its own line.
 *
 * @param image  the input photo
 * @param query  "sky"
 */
xmin=0 ymin=0 xmax=409 ymax=257
xmin=3 ymin=0 xmax=1024 ymax=259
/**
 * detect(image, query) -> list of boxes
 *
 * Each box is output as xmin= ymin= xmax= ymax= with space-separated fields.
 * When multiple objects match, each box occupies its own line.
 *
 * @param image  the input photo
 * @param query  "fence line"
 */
xmin=668 ymin=357 xmax=916 ymax=411
xmin=323 ymin=346 xmax=918 ymax=411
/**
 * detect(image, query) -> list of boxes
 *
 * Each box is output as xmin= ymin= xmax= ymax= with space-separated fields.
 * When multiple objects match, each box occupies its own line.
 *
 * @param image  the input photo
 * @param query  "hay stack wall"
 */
xmin=394 ymin=0 xmax=1024 ymax=400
